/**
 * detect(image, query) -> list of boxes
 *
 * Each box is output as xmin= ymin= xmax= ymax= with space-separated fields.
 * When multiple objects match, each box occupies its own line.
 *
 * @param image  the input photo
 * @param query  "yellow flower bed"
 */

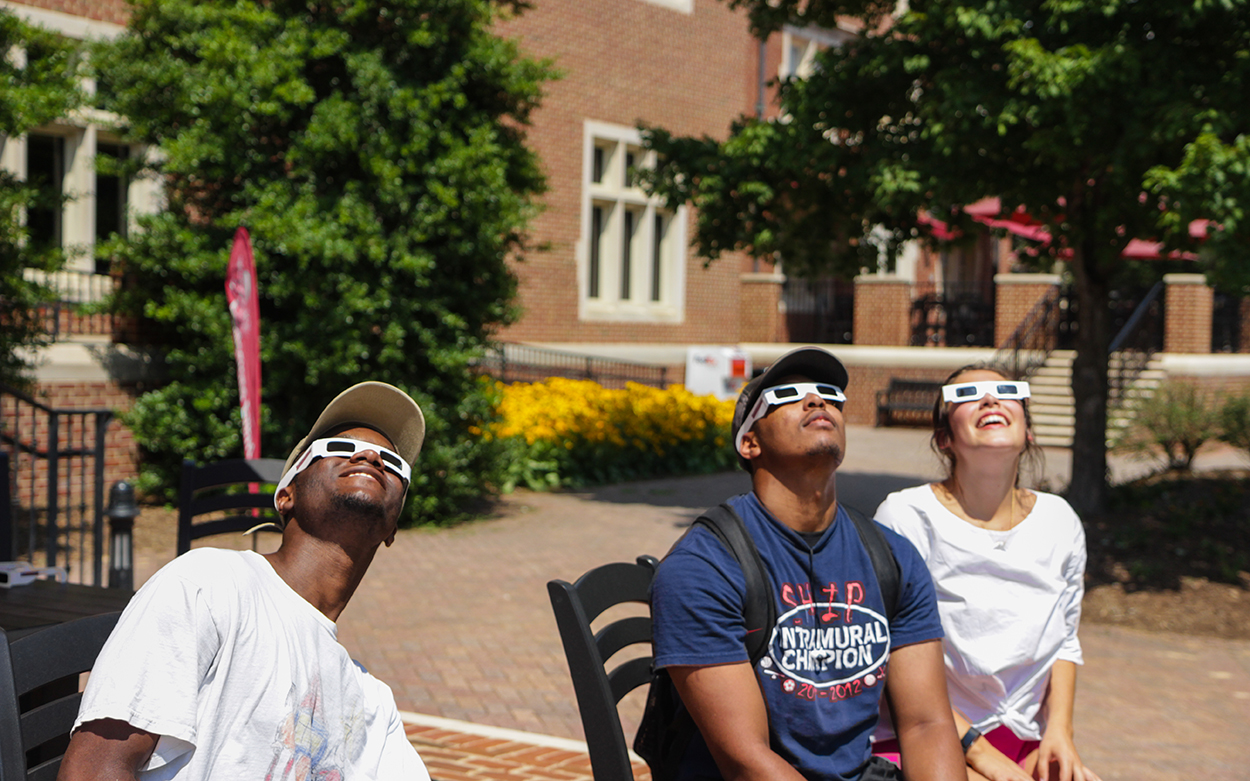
xmin=489 ymin=378 xmax=736 ymax=487
xmin=494 ymin=378 xmax=733 ymax=451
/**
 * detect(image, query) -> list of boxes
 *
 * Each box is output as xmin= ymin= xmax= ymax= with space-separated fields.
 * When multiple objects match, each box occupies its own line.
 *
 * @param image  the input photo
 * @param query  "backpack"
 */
xmin=633 ymin=502 xmax=901 ymax=781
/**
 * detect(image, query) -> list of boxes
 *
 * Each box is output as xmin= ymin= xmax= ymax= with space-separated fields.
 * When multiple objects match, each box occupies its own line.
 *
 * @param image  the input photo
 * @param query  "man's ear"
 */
xmin=738 ymin=430 xmax=761 ymax=463
xmin=275 ymin=484 xmax=295 ymax=517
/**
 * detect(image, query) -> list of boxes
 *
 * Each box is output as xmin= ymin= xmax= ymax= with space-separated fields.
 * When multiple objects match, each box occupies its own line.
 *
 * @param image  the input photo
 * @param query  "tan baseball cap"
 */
xmin=280 ymin=381 xmax=425 ymax=489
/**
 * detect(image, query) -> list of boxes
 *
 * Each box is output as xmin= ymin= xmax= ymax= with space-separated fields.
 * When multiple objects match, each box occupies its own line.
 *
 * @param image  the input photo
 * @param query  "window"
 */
xmin=781 ymin=26 xmax=853 ymax=80
xmin=0 ymin=5 xmax=155 ymax=286
xmin=25 ymin=134 xmax=64 ymax=249
xmin=95 ymin=142 xmax=129 ymax=242
xmin=580 ymin=122 xmax=686 ymax=323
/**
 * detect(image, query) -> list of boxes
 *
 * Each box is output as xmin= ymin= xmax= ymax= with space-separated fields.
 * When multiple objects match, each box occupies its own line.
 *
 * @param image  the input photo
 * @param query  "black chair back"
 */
xmin=177 ymin=458 xmax=286 ymax=555
xmin=547 ymin=555 xmax=659 ymax=781
xmin=0 ymin=611 xmax=122 ymax=781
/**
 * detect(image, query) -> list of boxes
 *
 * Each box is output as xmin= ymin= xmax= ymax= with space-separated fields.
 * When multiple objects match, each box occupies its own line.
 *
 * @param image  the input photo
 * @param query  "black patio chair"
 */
xmin=547 ymin=555 xmax=659 ymax=781
xmin=177 ymin=458 xmax=286 ymax=555
xmin=0 ymin=611 xmax=122 ymax=781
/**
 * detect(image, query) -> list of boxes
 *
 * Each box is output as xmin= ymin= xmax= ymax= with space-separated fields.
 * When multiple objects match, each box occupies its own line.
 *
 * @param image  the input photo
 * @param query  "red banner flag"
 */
xmin=226 ymin=227 xmax=262 ymax=459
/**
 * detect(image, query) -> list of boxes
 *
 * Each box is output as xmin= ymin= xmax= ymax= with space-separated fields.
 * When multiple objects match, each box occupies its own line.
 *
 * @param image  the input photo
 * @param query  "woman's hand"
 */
xmin=1034 ymin=728 xmax=1101 ymax=781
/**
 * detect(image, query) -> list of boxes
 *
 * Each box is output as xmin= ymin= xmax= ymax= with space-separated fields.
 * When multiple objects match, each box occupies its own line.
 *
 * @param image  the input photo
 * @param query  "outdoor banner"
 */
xmin=226 ymin=227 xmax=262 ymax=459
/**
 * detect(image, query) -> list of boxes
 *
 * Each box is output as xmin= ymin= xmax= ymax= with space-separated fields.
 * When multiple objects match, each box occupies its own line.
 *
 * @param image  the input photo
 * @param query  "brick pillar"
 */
xmin=1240 ymin=298 xmax=1250 ymax=354
xmin=993 ymin=273 xmax=1060 ymax=347
xmin=739 ymin=271 xmax=787 ymax=342
xmin=1163 ymin=273 xmax=1214 ymax=354
xmin=853 ymin=275 xmax=912 ymax=346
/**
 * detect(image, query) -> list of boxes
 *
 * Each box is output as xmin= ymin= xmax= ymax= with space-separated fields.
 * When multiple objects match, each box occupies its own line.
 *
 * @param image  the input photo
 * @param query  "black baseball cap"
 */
xmin=730 ymin=347 xmax=849 ymax=470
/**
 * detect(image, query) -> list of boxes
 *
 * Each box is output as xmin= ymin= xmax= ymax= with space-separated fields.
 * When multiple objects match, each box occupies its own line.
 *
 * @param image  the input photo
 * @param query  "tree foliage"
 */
xmin=0 ymin=10 xmax=83 ymax=388
xmin=644 ymin=0 xmax=1250 ymax=512
xmin=94 ymin=0 xmax=553 ymax=524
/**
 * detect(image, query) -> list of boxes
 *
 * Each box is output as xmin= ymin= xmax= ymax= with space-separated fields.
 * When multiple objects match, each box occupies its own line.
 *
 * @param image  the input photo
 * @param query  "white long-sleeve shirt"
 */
xmin=873 ymin=485 xmax=1085 ymax=740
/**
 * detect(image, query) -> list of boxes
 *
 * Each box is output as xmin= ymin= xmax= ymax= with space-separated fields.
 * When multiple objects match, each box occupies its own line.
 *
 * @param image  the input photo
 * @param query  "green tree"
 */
xmin=0 ymin=10 xmax=83 ymax=388
xmin=644 ymin=0 xmax=1250 ymax=513
xmin=93 ymin=0 xmax=552 ymax=524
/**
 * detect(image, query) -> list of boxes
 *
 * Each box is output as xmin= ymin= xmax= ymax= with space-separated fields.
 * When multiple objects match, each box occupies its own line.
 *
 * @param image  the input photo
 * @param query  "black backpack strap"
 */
xmin=693 ymin=503 xmax=777 ymax=665
xmin=843 ymin=504 xmax=901 ymax=622
xmin=636 ymin=504 xmax=776 ymax=781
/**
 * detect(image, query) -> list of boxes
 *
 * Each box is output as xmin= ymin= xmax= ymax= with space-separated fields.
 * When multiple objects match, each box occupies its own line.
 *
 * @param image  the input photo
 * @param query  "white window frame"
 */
xmin=579 ymin=121 xmax=687 ymax=323
xmin=781 ymin=25 xmax=854 ymax=80
xmin=637 ymin=0 xmax=693 ymax=13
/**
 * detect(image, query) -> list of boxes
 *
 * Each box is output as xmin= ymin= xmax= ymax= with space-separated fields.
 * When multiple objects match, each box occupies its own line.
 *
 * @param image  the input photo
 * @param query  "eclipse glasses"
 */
xmin=276 ymin=437 xmax=412 ymax=497
xmin=735 ymin=382 xmax=846 ymax=452
xmin=941 ymin=380 xmax=1031 ymax=404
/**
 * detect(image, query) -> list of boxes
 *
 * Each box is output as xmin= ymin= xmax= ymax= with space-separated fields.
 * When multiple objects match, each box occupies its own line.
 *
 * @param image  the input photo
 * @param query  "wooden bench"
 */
xmin=875 ymin=378 xmax=943 ymax=427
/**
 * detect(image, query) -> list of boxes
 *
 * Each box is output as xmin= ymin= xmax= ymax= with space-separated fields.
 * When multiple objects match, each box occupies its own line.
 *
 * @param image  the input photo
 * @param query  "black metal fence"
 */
xmin=0 ymin=385 xmax=113 ymax=586
xmin=1212 ymin=292 xmax=1244 ymax=353
xmin=781 ymin=278 xmax=854 ymax=344
xmin=476 ymin=343 xmax=669 ymax=389
xmin=910 ymin=283 xmax=996 ymax=347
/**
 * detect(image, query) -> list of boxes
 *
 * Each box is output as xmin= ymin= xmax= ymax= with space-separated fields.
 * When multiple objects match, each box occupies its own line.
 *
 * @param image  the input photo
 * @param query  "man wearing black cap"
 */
xmin=651 ymin=347 xmax=964 ymax=781
xmin=60 ymin=382 xmax=430 ymax=781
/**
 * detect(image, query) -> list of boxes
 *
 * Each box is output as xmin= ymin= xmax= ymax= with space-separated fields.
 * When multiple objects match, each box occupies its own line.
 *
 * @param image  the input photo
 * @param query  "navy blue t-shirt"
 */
xmin=651 ymin=493 xmax=943 ymax=781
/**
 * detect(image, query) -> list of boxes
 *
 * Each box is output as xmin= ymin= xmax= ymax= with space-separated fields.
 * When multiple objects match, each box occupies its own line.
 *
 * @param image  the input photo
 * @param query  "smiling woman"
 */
xmin=870 ymin=363 xmax=1103 ymax=781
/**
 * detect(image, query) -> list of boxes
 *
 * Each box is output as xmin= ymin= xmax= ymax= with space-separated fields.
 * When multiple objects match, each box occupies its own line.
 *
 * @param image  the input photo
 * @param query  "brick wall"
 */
xmin=1165 ymin=374 xmax=1250 ymax=397
xmin=1241 ymin=299 xmax=1250 ymax=354
xmin=840 ymin=363 xmax=949 ymax=426
xmin=1164 ymin=274 xmax=1214 ymax=354
xmin=493 ymin=0 xmax=780 ymax=345
xmin=994 ymin=273 xmax=1059 ymax=347
xmin=8 ymin=0 xmax=130 ymax=24
xmin=853 ymin=277 xmax=912 ymax=346
xmin=739 ymin=272 xmax=786 ymax=342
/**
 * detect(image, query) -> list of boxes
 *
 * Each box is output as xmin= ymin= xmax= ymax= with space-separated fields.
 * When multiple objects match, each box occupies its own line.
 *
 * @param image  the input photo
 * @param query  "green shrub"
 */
xmin=94 ymin=0 xmax=554 ymax=525
xmin=1117 ymin=380 xmax=1219 ymax=472
xmin=1218 ymin=390 xmax=1250 ymax=462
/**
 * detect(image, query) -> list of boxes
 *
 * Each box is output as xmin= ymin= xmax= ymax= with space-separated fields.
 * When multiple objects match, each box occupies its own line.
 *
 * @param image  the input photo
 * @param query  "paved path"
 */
xmin=138 ymin=426 xmax=1250 ymax=780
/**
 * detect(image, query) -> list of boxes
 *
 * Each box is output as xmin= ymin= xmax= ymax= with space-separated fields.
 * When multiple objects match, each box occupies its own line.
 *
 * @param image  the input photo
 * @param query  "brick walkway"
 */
xmin=131 ymin=425 xmax=1250 ymax=781
xmin=403 ymin=712 xmax=649 ymax=781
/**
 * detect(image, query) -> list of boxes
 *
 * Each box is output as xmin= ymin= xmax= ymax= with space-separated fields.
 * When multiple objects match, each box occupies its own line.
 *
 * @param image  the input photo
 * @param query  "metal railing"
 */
xmin=476 ymin=342 xmax=669 ymax=389
xmin=991 ymin=288 xmax=1063 ymax=379
xmin=24 ymin=269 xmax=118 ymax=339
xmin=782 ymin=278 xmax=853 ymax=344
xmin=1212 ymin=291 xmax=1244 ymax=353
xmin=0 ymin=384 xmax=114 ymax=585
xmin=910 ymin=287 xmax=995 ymax=348
xmin=1107 ymin=281 xmax=1164 ymax=409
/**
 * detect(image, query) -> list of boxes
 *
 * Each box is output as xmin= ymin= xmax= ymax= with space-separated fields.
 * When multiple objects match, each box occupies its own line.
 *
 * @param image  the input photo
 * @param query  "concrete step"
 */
xmin=1030 ymin=411 xmax=1077 ymax=426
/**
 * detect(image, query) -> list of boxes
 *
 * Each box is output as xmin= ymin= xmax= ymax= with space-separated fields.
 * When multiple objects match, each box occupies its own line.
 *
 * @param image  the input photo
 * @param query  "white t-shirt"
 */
xmin=874 ymin=485 xmax=1085 ymax=740
xmin=75 ymin=549 xmax=429 ymax=780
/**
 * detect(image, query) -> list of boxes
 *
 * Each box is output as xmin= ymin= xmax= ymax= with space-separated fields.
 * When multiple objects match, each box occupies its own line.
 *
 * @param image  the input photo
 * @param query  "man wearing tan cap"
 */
xmin=60 ymin=382 xmax=430 ymax=781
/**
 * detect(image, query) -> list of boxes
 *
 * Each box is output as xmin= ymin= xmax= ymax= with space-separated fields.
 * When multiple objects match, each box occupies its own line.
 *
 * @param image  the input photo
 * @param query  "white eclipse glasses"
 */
xmin=941 ymin=380 xmax=1031 ymax=404
xmin=275 ymin=437 xmax=412 ymax=498
xmin=735 ymin=382 xmax=847 ymax=452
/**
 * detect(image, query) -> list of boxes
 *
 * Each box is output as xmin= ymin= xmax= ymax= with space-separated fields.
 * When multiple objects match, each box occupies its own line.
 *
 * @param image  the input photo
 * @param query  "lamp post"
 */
xmin=106 ymin=481 xmax=138 ymax=590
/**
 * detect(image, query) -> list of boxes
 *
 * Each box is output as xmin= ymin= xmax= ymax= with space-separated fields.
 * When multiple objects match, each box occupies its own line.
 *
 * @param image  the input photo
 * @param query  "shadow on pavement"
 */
xmin=571 ymin=469 xmax=925 ymax=528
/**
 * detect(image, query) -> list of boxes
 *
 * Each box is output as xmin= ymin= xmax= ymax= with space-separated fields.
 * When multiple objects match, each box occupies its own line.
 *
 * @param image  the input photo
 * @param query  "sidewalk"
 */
xmin=329 ymin=425 xmax=1250 ymax=781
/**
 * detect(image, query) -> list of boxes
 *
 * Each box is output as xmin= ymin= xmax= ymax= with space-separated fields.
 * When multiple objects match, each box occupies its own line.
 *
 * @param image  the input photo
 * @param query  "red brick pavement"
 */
xmin=403 ymin=714 xmax=650 ymax=781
